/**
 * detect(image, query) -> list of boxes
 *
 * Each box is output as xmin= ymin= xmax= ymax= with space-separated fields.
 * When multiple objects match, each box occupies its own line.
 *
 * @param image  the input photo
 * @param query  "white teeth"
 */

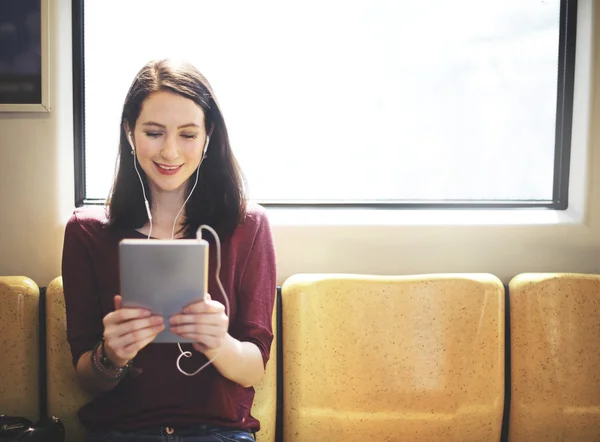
xmin=157 ymin=164 xmax=180 ymax=170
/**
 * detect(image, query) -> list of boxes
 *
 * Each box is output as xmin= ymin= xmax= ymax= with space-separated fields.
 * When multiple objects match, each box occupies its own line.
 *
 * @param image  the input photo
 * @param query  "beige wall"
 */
xmin=0 ymin=0 xmax=73 ymax=287
xmin=1 ymin=0 xmax=599 ymax=288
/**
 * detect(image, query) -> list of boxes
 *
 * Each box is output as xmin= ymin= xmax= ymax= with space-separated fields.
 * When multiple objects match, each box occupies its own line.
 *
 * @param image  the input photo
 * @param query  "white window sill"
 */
xmin=265 ymin=205 xmax=584 ymax=227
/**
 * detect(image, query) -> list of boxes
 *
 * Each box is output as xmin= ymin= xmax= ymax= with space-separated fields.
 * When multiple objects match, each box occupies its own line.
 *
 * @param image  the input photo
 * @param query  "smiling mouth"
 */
xmin=154 ymin=162 xmax=184 ymax=175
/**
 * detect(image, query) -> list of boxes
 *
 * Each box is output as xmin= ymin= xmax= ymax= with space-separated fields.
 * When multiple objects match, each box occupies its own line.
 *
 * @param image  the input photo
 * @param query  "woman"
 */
xmin=61 ymin=59 xmax=276 ymax=441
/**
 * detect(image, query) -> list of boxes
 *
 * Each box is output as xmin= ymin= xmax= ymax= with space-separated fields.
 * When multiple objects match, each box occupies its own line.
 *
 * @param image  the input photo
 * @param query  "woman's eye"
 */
xmin=145 ymin=132 xmax=162 ymax=138
xmin=181 ymin=133 xmax=198 ymax=140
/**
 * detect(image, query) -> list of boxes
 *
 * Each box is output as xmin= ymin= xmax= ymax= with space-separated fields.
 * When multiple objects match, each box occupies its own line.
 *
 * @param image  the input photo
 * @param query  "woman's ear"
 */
xmin=123 ymin=122 xmax=135 ymax=150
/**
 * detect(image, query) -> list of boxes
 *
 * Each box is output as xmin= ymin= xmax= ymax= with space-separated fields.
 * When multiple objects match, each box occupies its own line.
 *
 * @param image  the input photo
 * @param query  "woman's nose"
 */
xmin=160 ymin=136 xmax=179 ymax=161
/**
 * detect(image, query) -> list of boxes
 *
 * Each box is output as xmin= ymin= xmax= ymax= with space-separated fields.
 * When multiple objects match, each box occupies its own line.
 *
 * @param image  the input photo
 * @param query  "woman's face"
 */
xmin=129 ymin=90 xmax=208 ymax=195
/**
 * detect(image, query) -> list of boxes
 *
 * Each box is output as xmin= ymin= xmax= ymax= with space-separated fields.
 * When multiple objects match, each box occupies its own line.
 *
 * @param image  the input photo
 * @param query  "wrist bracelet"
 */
xmin=90 ymin=340 xmax=132 ymax=380
xmin=100 ymin=339 xmax=129 ymax=370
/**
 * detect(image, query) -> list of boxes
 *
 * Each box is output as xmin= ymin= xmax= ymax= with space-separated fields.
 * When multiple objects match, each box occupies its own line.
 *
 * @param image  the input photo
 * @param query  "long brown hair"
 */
xmin=107 ymin=59 xmax=247 ymax=240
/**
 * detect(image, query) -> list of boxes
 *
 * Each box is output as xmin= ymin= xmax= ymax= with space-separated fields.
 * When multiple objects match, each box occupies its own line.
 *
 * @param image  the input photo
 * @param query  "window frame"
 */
xmin=71 ymin=0 xmax=578 ymax=210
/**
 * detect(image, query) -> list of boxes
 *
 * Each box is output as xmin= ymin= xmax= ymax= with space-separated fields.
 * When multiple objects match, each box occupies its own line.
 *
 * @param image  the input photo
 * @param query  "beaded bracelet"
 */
xmin=90 ymin=339 xmax=132 ymax=380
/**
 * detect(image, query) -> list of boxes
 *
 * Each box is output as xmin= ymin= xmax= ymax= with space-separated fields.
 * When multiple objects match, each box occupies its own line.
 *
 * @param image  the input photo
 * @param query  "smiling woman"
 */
xmin=108 ymin=59 xmax=247 ymax=242
xmin=126 ymin=93 xmax=207 ymax=192
xmin=61 ymin=59 xmax=277 ymax=442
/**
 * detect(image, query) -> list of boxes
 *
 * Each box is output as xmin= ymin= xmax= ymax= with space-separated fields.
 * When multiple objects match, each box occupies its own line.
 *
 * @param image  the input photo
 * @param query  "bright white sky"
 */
xmin=84 ymin=0 xmax=561 ymax=202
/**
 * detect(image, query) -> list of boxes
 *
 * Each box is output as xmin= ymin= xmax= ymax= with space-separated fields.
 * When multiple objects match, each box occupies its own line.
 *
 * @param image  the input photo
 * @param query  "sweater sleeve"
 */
xmin=230 ymin=208 xmax=277 ymax=368
xmin=61 ymin=213 xmax=105 ymax=367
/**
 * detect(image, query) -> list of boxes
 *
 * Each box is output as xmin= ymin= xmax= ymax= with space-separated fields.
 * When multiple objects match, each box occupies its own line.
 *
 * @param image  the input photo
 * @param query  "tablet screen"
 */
xmin=118 ymin=238 xmax=209 ymax=343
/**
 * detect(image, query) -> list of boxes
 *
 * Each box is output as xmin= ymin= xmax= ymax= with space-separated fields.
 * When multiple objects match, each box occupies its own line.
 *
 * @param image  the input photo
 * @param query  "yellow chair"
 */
xmin=45 ymin=277 xmax=277 ymax=442
xmin=0 ymin=276 xmax=40 ymax=422
xmin=45 ymin=277 xmax=91 ymax=442
xmin=251 ymin=292 xmax=278 ymax=442
xmin=508 ymin=273 xmax=600 ymax=442
xmin=282 ymin=273 xmax=505 ymax=442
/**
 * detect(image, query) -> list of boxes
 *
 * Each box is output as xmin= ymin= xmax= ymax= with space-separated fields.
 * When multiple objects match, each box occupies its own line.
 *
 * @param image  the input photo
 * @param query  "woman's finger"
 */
xmin=170 ymin=312 xmax=225 ymax=327
xmin=123 ymin=324 xmax=165 ymax=355
xmin=103 ymin=308 xmax=152 ymax=329
xmin=108 ymin=322 xmax=165 ymax=361
xmin=106 ymin=314 xmax=163 ymax=339
xmin=114 ymin=321 xmax=165 ymax=347
xmin=182 ymin=300 xmax=224 ymax=314
xmin=170 ymin=323 xmax=222 ymax=337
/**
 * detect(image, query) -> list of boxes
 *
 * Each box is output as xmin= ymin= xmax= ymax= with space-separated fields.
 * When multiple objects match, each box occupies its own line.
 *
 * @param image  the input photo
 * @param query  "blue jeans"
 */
xmin=86 ymin=424 xmax=257 ymax=442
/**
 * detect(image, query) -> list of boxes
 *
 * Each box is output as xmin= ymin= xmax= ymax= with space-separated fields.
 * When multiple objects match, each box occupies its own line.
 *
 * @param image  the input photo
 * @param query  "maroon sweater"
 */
xmin=61 ymin=203 xmax=276 ymax=433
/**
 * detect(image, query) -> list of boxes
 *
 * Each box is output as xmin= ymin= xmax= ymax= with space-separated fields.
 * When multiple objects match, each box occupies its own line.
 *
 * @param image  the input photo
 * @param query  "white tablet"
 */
xmin=118 ymin=238 xmax=209 ymax=343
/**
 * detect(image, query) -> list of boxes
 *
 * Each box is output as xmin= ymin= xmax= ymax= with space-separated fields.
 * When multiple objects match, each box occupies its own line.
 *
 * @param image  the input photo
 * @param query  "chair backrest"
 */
xmin=45 ymin=277 xmax=277 ymax=442
xmin=45 ymin=277 xmax=91 ymax=442
xmin=282 ymin=273 xmax=505 ymax=442
xmin=509 ymin=273 xmax=600 ymax=441
xmin=0 ymin=276 xmax=40 ymax=422
xmin=250 ymin=292 xmax=278 ymax=442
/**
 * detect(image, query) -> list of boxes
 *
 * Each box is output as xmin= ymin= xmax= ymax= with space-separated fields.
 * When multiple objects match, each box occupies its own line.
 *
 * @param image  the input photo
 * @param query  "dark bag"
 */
xmin=0 ymin=416 xmax=32 ymax=441
xmin=0 ymin=416 xmax=64 ymax=442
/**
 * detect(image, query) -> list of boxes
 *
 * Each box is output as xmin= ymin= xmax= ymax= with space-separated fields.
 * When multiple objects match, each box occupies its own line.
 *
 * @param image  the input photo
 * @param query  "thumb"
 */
xmin=114 ymin=295 xmax=122 ymax=310
xmin=205 ymin=293 xmax=212 ymax=301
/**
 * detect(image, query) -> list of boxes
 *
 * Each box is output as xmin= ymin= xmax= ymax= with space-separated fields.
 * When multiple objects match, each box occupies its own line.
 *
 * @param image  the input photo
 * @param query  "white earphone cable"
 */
xmin=175 ymin=224 xmax=229 ymax=376
xmin=130 ymin=131 xmax=224 ymax=376
xmin=132 ymin=146 xmax=153 ymax=239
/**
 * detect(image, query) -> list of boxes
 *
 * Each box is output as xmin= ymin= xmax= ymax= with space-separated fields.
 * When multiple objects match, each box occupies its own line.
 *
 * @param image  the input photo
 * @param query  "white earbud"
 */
xmin=127 ymin=131 xmax=135 ymax=154
xmin=202 ymin=133 xmax=210 ymax=159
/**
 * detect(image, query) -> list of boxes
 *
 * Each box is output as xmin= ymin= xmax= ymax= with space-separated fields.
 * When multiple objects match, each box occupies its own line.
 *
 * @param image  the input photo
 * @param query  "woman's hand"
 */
xmin=169 ymin=294 xmax=229 ymax=353
xmin=102 ymin=295 xmax=165 ymax=367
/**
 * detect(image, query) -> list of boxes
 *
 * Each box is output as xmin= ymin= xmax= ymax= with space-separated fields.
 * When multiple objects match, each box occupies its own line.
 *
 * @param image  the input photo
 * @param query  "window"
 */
xmin=73 ymin=0 xmax=577 ymax=209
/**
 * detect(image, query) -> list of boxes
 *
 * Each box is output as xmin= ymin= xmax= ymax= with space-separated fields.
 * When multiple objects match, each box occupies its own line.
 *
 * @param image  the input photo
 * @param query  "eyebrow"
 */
xmin=142 ymin=122 xmax=201 ymax=129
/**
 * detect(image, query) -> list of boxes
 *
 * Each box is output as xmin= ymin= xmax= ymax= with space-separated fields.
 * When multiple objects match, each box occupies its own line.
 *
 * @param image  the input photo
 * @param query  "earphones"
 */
xmin=126 ymin=129 xmax=211 ymax=238
xmin=177 ymin=224 xmax=229 ymax=376
xmin=126 ymin=126 xmax=228 ymax=377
